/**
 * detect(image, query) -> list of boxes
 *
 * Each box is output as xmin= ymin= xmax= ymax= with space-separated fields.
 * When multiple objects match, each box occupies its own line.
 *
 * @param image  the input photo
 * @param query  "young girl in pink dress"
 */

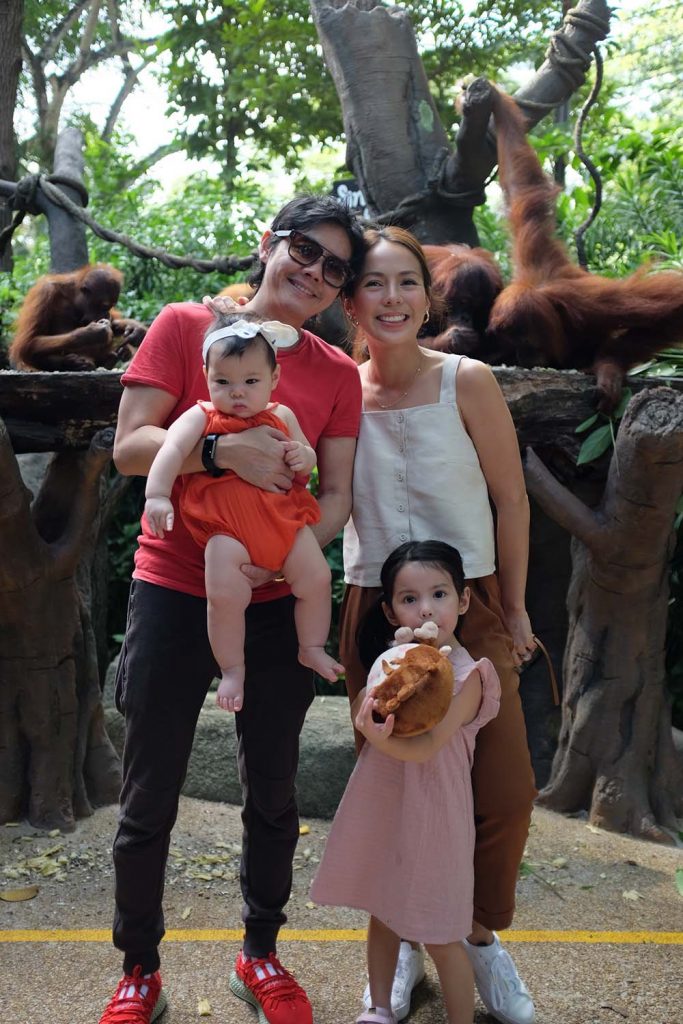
xmin=311 ymin=540 xmax=501 ymax=1024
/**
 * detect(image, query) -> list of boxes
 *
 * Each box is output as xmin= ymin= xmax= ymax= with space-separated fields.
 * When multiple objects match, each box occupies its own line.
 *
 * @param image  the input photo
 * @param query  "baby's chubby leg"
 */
xmin=282 ymin=526 xmax=343 ymax=682
xmin=205 ymin=534 xmax=252 ymax=712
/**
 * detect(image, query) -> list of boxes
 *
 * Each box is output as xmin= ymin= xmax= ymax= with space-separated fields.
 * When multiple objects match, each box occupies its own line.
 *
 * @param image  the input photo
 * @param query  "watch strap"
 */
xmin=201 ymin=433 xmax=225 ymax=477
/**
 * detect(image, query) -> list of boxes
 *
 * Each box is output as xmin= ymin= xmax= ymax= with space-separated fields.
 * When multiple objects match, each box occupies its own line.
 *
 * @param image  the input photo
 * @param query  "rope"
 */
xmin=573 ymin=47 xmax=604 ymax=269
xmin=1 ymin=7 xmax=611 ymax=264
xmin=0 ymin=174 xmax=41 ymax=260
xmin=36 ymin=176 xmax=254 ymax=275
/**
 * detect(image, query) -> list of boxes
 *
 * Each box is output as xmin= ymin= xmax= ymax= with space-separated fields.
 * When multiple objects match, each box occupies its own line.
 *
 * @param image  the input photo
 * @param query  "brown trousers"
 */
xmin=340 ymin=574 xmax=537 ymax=931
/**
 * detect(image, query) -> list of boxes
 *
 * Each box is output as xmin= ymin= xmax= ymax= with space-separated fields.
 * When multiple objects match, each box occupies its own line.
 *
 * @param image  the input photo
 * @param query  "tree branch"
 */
xmin=49 ymin=427 xmax=114 ymax=578
xmin=523 ymin=446 xmax=607 ymax=551
xmin=102 ymin=52 xmax=157 ymax=142
xmin=39 ymin=0 xmax=93 ymax=63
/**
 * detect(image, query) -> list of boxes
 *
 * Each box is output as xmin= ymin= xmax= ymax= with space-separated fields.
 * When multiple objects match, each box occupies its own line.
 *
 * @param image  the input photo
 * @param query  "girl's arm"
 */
xmin=355 ymin=669 xmax=483 ymax=763
xmin=456 ymin=358 xmax=535 ymax=664
xmin=273 ymin=403 xmax=317 ymax=474
xmin=145 ymin=405 xmax=207 ymax=500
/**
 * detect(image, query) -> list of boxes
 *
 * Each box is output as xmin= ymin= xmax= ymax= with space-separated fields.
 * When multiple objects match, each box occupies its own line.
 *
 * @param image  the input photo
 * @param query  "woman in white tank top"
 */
xmin=338 ymin=227 xmax=538 ymax=1024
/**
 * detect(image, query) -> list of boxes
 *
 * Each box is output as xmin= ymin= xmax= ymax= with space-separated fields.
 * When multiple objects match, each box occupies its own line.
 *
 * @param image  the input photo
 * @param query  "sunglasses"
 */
xmin=273 ymin=229 xmax=352 ymax=289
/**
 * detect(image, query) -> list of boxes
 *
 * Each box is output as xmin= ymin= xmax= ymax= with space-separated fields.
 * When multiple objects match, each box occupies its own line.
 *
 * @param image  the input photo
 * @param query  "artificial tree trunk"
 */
xmin=309 ymin=0 xmax=611 ymax=243
xmin=525 ymin=388 xmax=683 ymax=842
xmin=0 ymin=0 xmax=24 ymax=271
xmin=0 ymin=419 xmax=121 ymax=831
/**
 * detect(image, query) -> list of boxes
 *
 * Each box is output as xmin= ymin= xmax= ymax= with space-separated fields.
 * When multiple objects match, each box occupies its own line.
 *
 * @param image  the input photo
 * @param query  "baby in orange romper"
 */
xmin=144 ymin=313 xmax=344 ymax=711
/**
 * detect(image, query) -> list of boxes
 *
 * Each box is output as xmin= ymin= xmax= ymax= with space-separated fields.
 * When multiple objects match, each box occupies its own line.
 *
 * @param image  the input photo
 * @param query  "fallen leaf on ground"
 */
xmin=299 ymin=825 xmax=310 ymax=835
xmin=0 ymin=884 xmax=39 ymax=902
xmin=622 ymin=889 xmax=644 ymax=901
xmin=181 ymin=906 xmax=192 ymax=920
xmin=197 ymin=997 xmax=212 ymax=1016
xmin=305 ymin=901 xmax=317 ymax=910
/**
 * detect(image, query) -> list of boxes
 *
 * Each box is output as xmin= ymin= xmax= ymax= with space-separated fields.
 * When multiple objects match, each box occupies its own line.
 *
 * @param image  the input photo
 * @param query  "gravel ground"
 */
xmin=1 ymin=799 xmax=682 ymax=1023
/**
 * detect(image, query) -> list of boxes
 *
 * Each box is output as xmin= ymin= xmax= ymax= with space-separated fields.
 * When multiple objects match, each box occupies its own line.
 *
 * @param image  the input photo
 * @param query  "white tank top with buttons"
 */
xmin=344 ymin=353 xmax=495 ymax=586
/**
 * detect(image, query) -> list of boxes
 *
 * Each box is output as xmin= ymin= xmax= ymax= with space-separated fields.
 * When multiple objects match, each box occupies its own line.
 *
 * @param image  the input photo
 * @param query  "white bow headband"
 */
xmin=202 ymin=318 xmax=299 ymax=363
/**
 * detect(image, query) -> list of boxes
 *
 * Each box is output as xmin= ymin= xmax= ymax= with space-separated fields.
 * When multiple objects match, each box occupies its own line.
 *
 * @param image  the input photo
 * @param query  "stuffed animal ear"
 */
xmin=439 ymin=645 xmax=452 ymax=656
xmin=413 ymin=621 xmax=439 ymax=646
xmin=392 ymin=626 xmax=415 ymax=646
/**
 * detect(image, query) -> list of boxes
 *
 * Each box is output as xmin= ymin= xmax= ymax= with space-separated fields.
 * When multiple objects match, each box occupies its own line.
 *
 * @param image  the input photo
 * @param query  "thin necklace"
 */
xmin=371 ymin=354 xmax=423 ymax=410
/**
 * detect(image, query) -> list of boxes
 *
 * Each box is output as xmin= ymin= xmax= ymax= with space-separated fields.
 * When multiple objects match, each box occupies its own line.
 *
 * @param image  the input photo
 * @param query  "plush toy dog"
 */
xmin=367 ymin=622 xmax=454 ymax=737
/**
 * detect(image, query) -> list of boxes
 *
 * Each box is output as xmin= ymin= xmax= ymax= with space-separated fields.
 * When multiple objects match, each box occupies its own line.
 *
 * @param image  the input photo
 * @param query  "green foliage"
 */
xmin=610 ymin=1 xmax=683 ymax=123
xmin=155 ymin=0 xmax=555 ymax=181
xmin=574 ymin=389 xmax=632 ymax=467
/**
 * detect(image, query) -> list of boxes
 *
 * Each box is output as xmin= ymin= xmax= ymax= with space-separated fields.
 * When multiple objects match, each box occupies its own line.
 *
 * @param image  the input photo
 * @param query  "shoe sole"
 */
xmin=151 ymin=991 xmax=168 ymax=1022
xmin=230 ymin=972 xmax=268 ymax=1024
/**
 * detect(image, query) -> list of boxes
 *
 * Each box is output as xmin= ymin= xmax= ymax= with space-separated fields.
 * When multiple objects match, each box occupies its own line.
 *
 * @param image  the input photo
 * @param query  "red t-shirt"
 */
xmin=121 ymin=301 xmax=361 ymax=601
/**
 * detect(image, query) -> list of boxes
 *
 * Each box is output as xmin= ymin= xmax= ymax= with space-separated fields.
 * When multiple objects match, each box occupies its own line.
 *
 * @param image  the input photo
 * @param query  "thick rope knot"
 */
xmin=12 ymin=174 xmax=41 ymax=215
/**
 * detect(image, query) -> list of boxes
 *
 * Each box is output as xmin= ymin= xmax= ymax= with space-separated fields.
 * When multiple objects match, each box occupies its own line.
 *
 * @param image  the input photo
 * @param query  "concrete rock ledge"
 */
xmin=104 ymin=665 xmax=356 ymax=819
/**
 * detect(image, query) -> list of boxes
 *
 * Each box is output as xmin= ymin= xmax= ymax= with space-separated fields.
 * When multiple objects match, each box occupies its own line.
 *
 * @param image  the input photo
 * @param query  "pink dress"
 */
xmin=310 ymin=645 xmax=500 ymax=944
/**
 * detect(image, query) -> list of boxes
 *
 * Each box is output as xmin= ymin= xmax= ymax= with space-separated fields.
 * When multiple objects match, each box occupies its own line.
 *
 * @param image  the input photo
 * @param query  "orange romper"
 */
xmin=179 ymin=402 xmax=320 ymax=571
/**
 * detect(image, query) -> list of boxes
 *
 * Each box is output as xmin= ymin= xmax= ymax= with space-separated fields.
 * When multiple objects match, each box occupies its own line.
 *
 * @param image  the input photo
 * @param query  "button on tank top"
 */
xmin=344 ymin=353 xmax=495 ymax=586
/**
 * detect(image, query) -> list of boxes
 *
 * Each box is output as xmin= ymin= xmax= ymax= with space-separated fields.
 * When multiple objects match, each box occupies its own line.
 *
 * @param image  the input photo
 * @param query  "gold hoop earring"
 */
xmin=345 ymin=307 xmax=359 ymax=326
xmin=423 ymin=309 xmax=430 ymax=324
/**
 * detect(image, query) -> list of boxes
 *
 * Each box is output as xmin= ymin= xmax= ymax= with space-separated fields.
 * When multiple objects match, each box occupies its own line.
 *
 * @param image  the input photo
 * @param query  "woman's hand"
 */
xmin=355 ymin=694 xmax=395 ymax=745
xmin=218 ymin=425 xmax=294 ymax=493
xmin=240 ymin=564 xmax=279 ymax=589
xmin=503 ymin=607 xmax=536 ymax=668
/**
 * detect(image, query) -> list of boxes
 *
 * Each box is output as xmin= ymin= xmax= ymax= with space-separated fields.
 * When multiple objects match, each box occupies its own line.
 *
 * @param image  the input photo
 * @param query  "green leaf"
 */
xmin=612 ymin=388 xmax=633 ymax=420
xmin=577 ymin=424 xmax=613 ymax=465
xmin=575 ymin=413 xmax=599 ymax=434
xmin=676 ymin=867 xmax=683 ymax=897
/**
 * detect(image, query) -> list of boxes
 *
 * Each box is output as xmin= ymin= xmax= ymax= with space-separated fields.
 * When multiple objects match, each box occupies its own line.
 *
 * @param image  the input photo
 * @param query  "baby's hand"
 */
xmin=355 ymin=694 xmax=395 ymax=744
xmin=282 ymin=440 xmax=315 ymax=473
xmin=145 ymin=496 xmax=174 ymax=538
xmin=201 ymin=293 xmax=247 ymax=315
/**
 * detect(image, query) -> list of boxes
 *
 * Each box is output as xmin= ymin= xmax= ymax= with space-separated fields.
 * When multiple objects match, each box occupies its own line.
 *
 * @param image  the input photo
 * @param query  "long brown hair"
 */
xmin=343 ymin=226 xmax=437 ymax=363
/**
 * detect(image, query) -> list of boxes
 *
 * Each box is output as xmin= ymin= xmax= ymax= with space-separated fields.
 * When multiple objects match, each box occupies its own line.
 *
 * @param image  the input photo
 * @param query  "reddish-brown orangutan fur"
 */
xmin=421 ymin=244 xmax=504 ymax=357
xmin=9 ymin=264 xmax=147 ymax=372
xmin=217 ymin=281 xmax=255 ymax=303
xmin=488 ymin=87 xmax=683 ymax=410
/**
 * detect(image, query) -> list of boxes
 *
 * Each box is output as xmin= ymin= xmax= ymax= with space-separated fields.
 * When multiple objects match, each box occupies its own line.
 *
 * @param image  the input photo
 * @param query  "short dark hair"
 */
xmin=204 ymin=311 xmax=277 ymax=371
xmin=356 ymin=540 xmax=466 ymax=670
xmin=248 ymin=194 xmax=366 ymax=291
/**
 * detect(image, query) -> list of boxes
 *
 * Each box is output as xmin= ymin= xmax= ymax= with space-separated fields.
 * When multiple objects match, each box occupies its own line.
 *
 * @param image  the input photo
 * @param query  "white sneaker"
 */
xmin=362 ymin=941 xmax=426 ymax=1021
xmin=463 ymin=933 xmax=535 ymax=1024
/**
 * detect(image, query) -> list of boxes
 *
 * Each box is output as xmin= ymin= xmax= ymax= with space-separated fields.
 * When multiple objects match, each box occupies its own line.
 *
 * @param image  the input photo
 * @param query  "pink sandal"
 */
xmin=355 ymin=1010 xmax=397 ymax=1024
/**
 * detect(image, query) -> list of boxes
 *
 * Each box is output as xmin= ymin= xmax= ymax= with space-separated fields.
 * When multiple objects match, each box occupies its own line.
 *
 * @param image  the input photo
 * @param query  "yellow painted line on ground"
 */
xmin=0 ymin=928 xmax=682 ymax=944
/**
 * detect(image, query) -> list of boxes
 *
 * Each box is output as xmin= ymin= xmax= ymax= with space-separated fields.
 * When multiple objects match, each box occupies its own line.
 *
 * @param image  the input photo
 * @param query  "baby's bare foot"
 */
xmin=298 ymin=646 xmax=344 ymax=682
xmin=216 ymin=667 xmax=245 ymax=713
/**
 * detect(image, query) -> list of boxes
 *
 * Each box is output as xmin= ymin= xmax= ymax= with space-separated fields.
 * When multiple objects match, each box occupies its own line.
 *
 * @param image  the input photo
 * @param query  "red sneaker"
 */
xmin=230 ymin=950 xmax=313 ymax=1024
xmin=98 ymin=966 xmax=167 ymax=1023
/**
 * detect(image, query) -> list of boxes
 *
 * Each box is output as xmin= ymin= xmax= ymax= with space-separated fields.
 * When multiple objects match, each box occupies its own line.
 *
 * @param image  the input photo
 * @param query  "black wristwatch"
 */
xmin=201 ymin=433 xmax=225 ymax=477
